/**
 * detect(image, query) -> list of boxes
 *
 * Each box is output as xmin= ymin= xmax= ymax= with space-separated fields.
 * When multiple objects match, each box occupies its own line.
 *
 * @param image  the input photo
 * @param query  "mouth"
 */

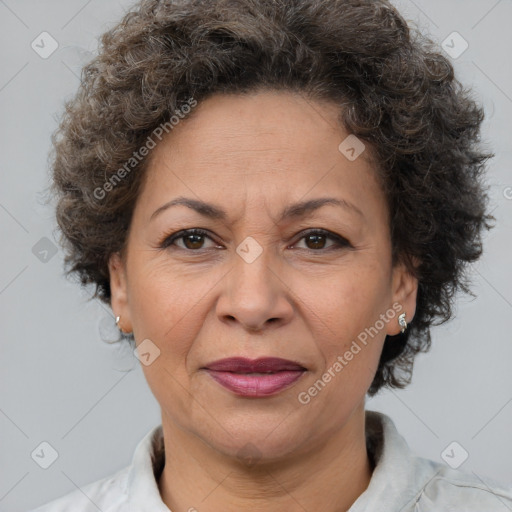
xmin=202 ymin=357 xmax=307 ymax=397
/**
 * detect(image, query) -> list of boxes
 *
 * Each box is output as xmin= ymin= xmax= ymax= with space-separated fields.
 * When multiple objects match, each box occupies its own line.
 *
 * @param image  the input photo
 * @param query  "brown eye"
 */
xmin=304 ymin=233 xmax=328 ymax=250
xmin=161 ymin=229 xmax=220 ymax=251
xmin=292 ymin=229 xmax=351 ymax=251
xmin=182 ymin=232 xmax=207 ymax=250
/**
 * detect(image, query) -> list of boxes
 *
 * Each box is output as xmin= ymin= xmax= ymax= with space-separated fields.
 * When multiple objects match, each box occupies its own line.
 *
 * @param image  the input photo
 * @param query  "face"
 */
xmin=109 ymin=91 xmax=418 ymax=461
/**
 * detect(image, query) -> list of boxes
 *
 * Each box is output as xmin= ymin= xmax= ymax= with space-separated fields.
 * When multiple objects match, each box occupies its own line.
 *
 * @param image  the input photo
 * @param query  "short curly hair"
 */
xmin=50 ymin=0 xmax=494 ymax=395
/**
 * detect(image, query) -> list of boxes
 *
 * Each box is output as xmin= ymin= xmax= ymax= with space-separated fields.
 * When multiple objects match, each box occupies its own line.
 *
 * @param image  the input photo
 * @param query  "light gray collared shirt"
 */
xmin=31 ymin=411 xmax=512 ymax=511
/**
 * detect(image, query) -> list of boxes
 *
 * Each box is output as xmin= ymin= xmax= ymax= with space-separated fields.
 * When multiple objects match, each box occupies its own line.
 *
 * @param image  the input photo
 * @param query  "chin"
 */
xmin=190 ymin=408 xmax=314 ymax=464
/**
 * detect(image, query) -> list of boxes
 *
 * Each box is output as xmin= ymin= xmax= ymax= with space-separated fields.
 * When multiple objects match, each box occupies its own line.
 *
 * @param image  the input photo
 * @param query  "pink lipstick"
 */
xmin=203 ymin=357 xmax=306 ymax=397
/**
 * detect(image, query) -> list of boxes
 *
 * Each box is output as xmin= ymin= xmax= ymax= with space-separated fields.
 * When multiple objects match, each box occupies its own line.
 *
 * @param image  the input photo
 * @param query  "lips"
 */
xmin=203 ymin=357 xmax=307 ymax=397
xmin=205 ymin=357 xmax=306 ymax=373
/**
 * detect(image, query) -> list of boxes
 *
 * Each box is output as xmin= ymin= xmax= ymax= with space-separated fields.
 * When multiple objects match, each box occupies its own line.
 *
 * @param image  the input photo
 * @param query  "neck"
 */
xmin=158 ymin=405 xmax=373 ymax=511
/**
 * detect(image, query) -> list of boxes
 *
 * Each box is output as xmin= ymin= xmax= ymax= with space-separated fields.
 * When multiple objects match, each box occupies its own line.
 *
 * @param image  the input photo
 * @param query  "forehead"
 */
xmin=138 ymin=91 xmax=385 ymax=223
xmin=154 ymin=91 xmax=361 ymax=164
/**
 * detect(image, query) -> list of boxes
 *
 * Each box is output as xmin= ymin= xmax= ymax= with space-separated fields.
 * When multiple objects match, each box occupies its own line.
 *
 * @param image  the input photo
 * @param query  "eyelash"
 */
xmin=159 ymin=228 xmax=351 ymax=253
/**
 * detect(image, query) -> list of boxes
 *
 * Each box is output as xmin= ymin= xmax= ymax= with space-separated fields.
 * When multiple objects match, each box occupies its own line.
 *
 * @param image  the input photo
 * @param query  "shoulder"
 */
xmin=29 ymin=424 xmax=165 ymax=512
xmin=415 ymin=464 xmax=512 ymax=511
xmin=362 ymin=411 xmax=512 ymax=511
xmin=29 ymin=466 xmax=130 ymax=512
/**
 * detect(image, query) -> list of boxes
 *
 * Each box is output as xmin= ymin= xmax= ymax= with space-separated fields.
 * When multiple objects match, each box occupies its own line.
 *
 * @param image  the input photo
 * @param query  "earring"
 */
xmin=115 ymin=315 xmax=132 ymax=335
xmin=115 ymin=315 xmax=124 ymax=333
xmin=398 ymin=312 xmax=407 ymax=333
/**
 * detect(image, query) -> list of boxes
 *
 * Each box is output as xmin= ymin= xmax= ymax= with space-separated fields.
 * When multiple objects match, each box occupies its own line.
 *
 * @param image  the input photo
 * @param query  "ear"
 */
xmin=108 ymin=252 xmax=132 ymax=334
xmin=386 ymin=258 xmax=420 ymax=336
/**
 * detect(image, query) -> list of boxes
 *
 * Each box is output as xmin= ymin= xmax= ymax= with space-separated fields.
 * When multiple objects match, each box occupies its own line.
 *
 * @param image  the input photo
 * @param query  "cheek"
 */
xmin=301 ymin=263 xmax=391 ymax=391
xmin=126 ymin=260 xmax=208 ymax=363
xmin=304 ymin=263 xmax=390 ymax=338
xmin=128 ymin=264 xmax=211 ymax=419
xmin=128 ymin=256 xmax=199 ymax=325
xmin=296 ymin=277 xmax=388 ymax=422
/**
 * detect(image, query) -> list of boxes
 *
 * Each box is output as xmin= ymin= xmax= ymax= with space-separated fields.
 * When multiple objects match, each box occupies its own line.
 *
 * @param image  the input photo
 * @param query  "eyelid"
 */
xmin=160 ymin=228 xmax=220 ymax=249
xmin=160 ymin=227 xmax=351 ymax=251
xmin=289 ymin=228 xmax=351 ymax=250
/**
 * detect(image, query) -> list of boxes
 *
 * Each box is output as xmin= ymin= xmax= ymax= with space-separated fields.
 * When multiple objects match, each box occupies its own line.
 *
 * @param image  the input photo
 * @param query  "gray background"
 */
xmin=0 ymin=0 xmax=511 ymax=510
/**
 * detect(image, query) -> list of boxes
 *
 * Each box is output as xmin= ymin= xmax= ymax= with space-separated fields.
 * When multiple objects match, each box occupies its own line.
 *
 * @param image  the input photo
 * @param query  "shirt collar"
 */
xmin=348 ymin=410 xmax=442 ymax=511
xmin=123 ymin=410 xmax=439 ymax=511
xmin=125 ymin=423 xmax=169 ymax=511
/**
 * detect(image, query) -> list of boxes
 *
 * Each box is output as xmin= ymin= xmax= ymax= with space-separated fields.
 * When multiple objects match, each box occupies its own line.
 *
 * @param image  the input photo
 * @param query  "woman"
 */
xmin=33 ymin=0 xmax=511 ymax=510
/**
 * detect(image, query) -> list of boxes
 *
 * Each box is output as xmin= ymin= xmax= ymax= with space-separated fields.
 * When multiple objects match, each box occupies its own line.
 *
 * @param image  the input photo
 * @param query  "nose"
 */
xmin=215 ymin=252 xmax=294 ymax=332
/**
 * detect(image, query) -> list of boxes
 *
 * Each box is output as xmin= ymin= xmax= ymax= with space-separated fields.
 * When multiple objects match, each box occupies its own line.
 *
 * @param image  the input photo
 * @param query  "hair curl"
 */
xmin=50 ymin=0 xmax=494 ymax=395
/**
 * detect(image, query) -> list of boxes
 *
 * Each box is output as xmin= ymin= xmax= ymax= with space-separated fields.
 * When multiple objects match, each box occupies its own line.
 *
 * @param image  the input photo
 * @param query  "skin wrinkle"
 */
xmin=49 ymin=2 xmax=494 ymax=507
xmin=108 ymin=91 xmax=419 ymax=511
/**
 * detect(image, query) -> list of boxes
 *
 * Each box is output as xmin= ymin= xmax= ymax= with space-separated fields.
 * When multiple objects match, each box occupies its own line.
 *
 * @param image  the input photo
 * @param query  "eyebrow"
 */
xmin=150 ymin=196 xmax=364 ymax=223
